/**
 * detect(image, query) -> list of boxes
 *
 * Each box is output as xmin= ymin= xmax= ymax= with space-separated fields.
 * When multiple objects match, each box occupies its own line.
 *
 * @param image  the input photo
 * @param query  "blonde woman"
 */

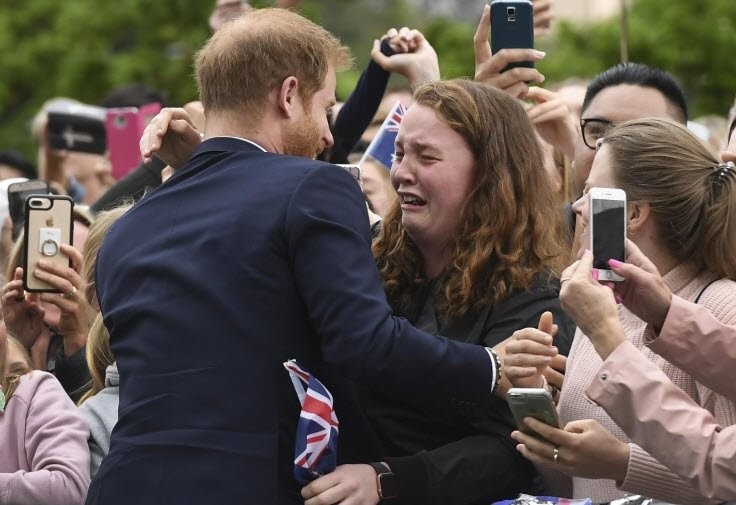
xmin=77 ymin=205 xmax=129 ymax=478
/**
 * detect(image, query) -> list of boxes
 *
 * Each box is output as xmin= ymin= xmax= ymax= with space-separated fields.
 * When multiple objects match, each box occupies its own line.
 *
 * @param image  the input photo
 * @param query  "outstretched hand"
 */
xmin=502 ymin=311 xmax=559 ymax=390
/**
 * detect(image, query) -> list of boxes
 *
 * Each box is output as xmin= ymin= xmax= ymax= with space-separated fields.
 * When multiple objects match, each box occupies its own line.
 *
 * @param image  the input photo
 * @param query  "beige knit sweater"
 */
xmin=558 ymin=263 xmax=736 ymax=504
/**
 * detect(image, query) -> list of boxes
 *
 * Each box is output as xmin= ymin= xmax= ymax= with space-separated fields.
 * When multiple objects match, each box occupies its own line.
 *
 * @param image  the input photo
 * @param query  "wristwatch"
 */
xmin=367 ymin=462 xmax=398 ymax=500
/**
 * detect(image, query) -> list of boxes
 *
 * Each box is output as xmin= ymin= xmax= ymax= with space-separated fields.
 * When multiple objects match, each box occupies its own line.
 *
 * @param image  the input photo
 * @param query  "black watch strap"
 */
xmin=367 ymin=462 xmax=399 ymax=500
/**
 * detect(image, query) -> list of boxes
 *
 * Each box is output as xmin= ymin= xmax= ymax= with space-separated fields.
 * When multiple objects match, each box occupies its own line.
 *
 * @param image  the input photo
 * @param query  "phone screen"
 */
xmin=592 ymin=198 xmax=626 ymax=270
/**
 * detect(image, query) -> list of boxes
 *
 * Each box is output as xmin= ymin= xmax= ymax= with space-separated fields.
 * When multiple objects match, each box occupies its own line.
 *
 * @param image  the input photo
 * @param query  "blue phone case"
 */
xmin=490 ymin=0 xmax=534 ymax=71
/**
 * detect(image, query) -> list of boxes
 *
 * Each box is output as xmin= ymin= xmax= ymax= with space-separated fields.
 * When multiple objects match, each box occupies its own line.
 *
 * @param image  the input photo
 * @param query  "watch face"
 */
xmin=377 ymin=472 xmax=399 ymax=499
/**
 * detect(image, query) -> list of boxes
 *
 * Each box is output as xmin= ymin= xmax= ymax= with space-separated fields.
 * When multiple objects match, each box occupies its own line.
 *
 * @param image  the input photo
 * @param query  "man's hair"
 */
xmin=195 ymin=8 xmax=352 ymax=116
xmin=602 ymin=118 xmax=736 ymax=279
xmin=582 ymin=63 xmax=688 ymax=124
xmin=373 ymin=79 xmax=570 ymax=320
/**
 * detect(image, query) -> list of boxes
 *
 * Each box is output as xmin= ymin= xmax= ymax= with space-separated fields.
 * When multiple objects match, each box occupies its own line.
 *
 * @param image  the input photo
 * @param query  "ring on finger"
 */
xmin=63 ymin=286 xmax=77 ymax=299
xmin=553 ymin=447 xmax=559 ymax=463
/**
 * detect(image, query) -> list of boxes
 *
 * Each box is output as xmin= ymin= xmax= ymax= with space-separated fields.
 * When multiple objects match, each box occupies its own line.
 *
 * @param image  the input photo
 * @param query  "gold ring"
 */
xmin=553 ymin=447 xmax=559 ymax=463
xmin=64 ymin=286 xmax=77 ymax=298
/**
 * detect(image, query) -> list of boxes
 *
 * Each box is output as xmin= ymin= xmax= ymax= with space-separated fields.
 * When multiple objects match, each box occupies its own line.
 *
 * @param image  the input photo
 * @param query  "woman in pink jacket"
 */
xmin=549 ymin=242 xmax=736 ymax=502
xmin=0 ymin=322 xmax=90 ymax=505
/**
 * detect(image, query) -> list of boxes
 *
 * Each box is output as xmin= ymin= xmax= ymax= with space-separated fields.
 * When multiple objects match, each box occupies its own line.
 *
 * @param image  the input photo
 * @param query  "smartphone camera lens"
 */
xmin=30 ymin=200 xmax=41 ymax=208
xmin=507 ymin=6 xmax=516 ymax=15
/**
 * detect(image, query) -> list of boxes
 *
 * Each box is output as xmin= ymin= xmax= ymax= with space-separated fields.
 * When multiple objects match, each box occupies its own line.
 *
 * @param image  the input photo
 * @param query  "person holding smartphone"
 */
xmin=1 ymin=205 xmax=96 ymax=401
xmin=506 ymin=118 xmax=736 ymax=504
xmin=302 ymin=80 xmax=573 ymax=505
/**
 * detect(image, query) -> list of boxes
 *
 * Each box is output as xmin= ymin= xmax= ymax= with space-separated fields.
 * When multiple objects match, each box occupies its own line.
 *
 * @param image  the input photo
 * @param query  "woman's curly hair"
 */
xmin=373 ymin=79 xmax=570 ymax=320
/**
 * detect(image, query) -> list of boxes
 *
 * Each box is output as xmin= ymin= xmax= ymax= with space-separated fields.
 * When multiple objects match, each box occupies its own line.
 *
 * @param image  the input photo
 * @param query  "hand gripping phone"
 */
xmin=507 ymin=388 xmax=562 ymax=438
xmin=23 ymin=195 xmax=74 ymax=292
xmin=490 ymin=0 xmax=534 ymax=72
xmin=589 ymin=187 xmax=627 ymax=282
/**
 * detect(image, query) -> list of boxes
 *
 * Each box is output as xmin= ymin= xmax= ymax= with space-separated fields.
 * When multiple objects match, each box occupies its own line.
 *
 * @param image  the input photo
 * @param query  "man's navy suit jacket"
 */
xmin=87 ymin=138 xmax=495 ymax=504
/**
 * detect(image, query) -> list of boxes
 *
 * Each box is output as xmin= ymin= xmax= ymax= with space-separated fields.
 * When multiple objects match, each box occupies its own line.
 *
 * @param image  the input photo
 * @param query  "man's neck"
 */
xmin=203 ymin=112 xmax=283 ymax=154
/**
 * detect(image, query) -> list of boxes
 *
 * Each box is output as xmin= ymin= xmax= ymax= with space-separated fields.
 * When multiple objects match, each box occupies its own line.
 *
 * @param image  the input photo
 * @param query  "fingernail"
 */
xmin=614 ymin=294 xmax=622 ymax=304
xmin=609 ymin=259 xmax=623 ymax=268
xmin=539 ymin=74 xmax=546 ymax=82
xmin=591 ymin=269 xmax=599 ymax=280
xmin=533 ymin=50 xmax=546 ymax=58
xmin=37 ymin=260 xmax=46 ymax=268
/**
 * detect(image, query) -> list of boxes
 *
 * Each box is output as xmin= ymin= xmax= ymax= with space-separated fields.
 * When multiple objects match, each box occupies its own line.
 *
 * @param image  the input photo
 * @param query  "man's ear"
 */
xmin=627 ymin=201 xmax=650 ymax=235
xmin=278 ymin=76 xmax=299 ymax=118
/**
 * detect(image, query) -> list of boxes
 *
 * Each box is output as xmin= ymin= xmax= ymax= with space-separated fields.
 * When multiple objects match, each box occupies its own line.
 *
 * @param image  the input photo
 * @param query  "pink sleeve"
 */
xmin=0 ymin=372 xmax=90 ymax=505
xmin=646 ymin=295 xmax=736 ymax=401
xmin=586 ymin=342 xmax=736 ymax=502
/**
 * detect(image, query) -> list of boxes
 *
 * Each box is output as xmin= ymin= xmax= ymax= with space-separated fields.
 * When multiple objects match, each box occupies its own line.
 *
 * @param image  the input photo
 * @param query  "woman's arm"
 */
xmin=587 ymin=341 xmax=736 ymax=502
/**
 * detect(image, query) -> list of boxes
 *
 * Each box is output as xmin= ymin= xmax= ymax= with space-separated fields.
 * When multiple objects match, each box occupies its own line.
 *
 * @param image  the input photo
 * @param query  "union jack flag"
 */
xmin=283 ymin=359 xmax=339 ymax=484
xmin=360 ymin=101 xmax=407 ymax=169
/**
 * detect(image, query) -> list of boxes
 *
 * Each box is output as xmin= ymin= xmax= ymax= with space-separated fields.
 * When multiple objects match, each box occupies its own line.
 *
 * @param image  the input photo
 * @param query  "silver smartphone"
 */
xmin=507 ymin=388 xmax=562 ymax=437
xmin=589 ymin=187 xmax=627 ymax=281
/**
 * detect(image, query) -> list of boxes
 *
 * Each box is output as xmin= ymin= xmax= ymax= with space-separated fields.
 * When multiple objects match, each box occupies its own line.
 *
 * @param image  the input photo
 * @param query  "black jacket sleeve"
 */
xmin=53 ymin=344 xmax=91 ymax=402
xmin=328 ymin=40 xmax=395 ymax=164
xmin=384 ymin=434 xmax=544 ymax=505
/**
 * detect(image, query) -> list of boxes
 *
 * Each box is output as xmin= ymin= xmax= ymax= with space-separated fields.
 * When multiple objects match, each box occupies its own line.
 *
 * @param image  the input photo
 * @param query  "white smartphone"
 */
xmin=506 ymin=388 xmax=562 ymax=438
xmin=588 ymin=187 xmax=627 ymax=282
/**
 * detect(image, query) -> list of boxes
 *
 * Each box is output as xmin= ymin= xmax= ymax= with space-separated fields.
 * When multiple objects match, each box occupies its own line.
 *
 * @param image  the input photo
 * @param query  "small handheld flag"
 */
xmin=283 ymin=359 xmax=339 ymax=484
xmin=359 ymin=101 xmax=407 ymax=170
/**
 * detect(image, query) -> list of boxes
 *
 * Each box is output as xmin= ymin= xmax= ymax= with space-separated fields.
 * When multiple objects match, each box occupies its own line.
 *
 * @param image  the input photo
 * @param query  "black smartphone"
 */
xmin=47 ymin=102 xmax=107 ymax=155
xmin=589 ymin=187 xmax=627 ymax=282
xmin=23 ymin=195 xmax=74 ymax=292
xmin=507 ymin=388 xmax=562 ymax=438
xmin=490 ymin=0 xmax=534 ymax=72
xmin=7 ymin=179 xmax=50 ymax=241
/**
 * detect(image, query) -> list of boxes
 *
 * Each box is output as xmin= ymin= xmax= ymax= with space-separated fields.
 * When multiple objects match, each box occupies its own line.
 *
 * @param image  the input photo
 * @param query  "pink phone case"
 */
xmin=106 ymin=102 xmax=161 ymax=180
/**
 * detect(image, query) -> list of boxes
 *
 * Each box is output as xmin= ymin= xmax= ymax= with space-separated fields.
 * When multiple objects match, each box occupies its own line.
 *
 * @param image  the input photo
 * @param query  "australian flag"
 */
xmin=283 ymin=360 xmax=339 ymax=485
xmin=361 ymin=101 xmax=407 ymax=169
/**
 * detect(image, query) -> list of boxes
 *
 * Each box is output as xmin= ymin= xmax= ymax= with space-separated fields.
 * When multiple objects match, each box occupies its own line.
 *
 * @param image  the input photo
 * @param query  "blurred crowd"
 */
xmin=1 ymin=1 xmax=735 ymax=505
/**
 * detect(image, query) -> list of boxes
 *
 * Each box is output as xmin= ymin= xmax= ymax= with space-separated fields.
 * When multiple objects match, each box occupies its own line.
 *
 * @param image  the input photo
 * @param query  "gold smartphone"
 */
xmin=22 ymin=195 xmax=74 ymax=292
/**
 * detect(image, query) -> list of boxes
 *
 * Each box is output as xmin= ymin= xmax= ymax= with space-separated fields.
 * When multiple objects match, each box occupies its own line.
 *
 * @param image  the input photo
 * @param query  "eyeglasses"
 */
xmin=580 ymin=118 xmax=615 ymax=150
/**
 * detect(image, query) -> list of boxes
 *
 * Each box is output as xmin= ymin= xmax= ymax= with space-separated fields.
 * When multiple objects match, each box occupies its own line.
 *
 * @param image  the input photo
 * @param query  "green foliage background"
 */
xmin=2 ymin=0 xmax=735 ymax=162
